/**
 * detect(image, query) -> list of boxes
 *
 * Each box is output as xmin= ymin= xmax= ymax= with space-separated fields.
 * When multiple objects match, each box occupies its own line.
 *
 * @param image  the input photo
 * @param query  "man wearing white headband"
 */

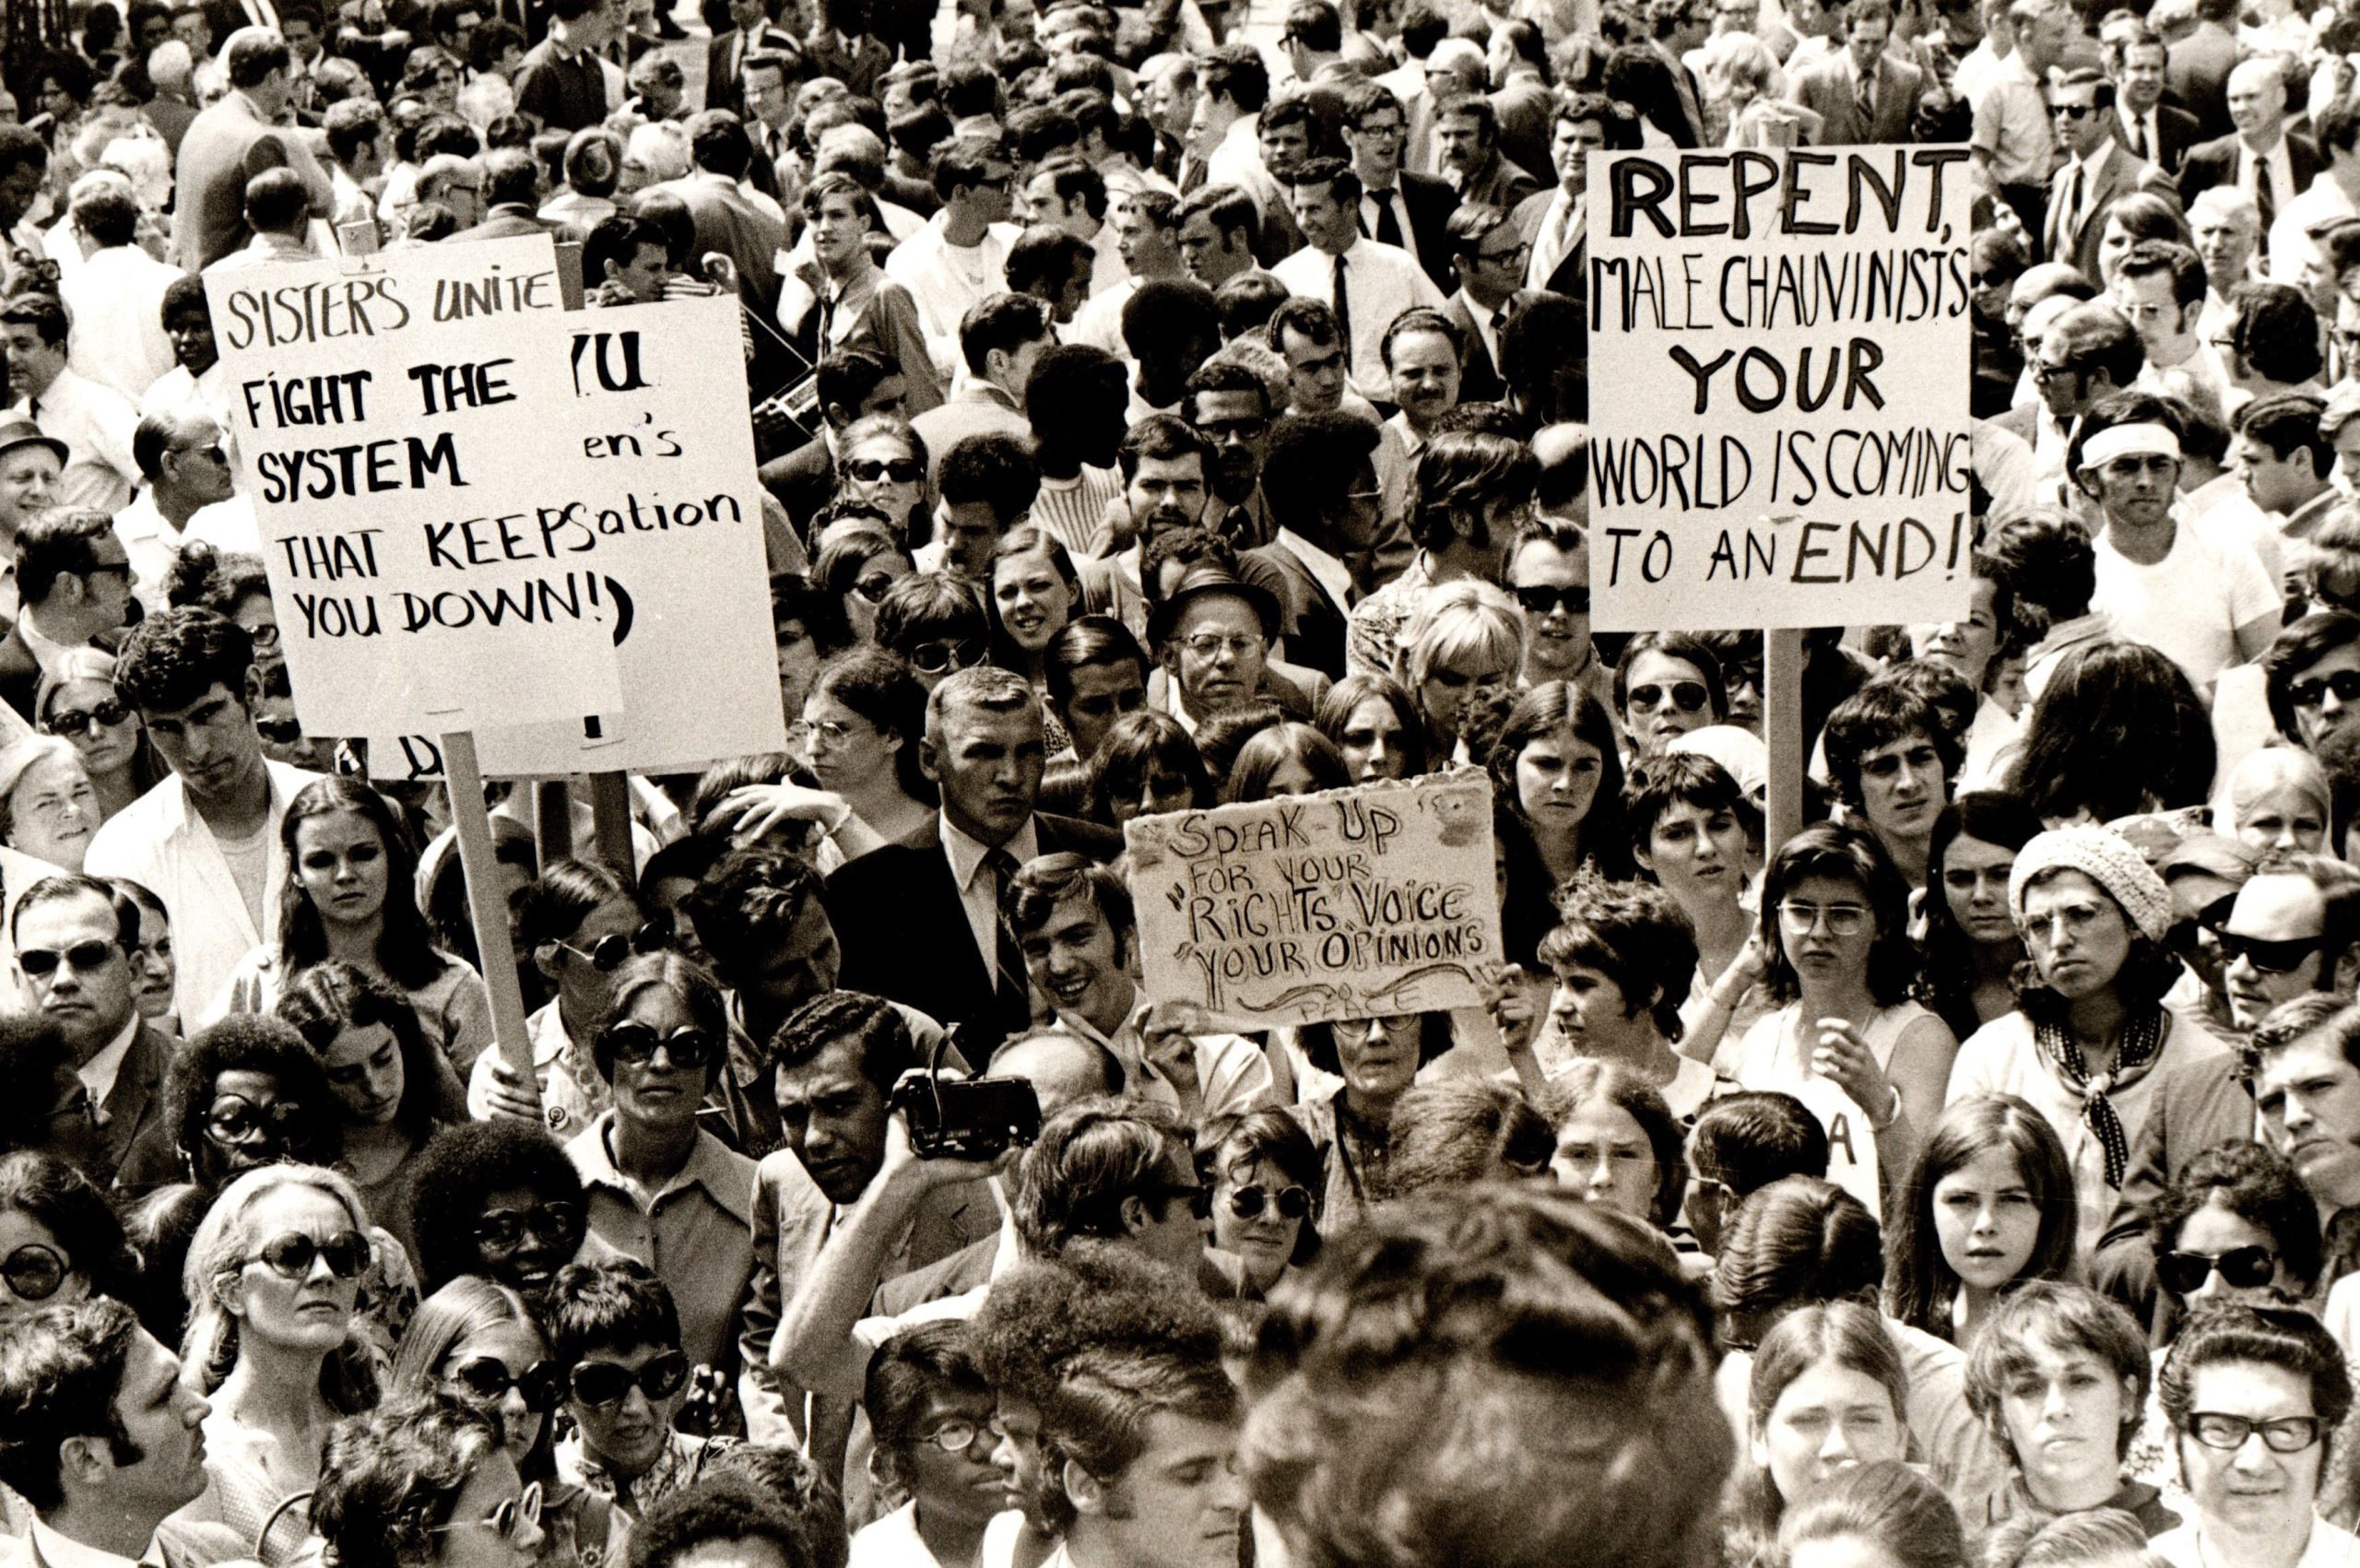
xmin=2075 ymin=389 xmax=2283 ymax=693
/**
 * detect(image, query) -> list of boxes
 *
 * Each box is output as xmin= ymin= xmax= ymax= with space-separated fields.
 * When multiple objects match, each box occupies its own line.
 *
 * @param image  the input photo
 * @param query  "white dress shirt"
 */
xmin=1525 ymin=188 xmax=1584 ymax=291
xmin=938 ymin=812 xmax=1039 ymax=980
xmin=59 ymin=245 xmax=178 ymax=402
xmin=1269 ymin=235 xmax=1448 ymax=404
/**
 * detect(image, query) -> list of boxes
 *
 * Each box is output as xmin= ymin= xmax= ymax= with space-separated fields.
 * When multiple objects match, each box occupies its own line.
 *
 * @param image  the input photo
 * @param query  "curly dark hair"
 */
xmin=2159 ymin=1303 xmax=2354 ymax=1443
xmin=1539 ymin=869 xmax=1698 ymax=1043
xmin=2151 ymin=1139 xmax=2323 ymax=1300
xmin=164 ymin=1016 xmax=341 ymax=1184
xmin=312 ymin=1392 xmax=504 ymax=1568
xmin=112 ymin=606 xmax=254 ymax=716
xmin=405 ymin=1120 xmax=585 ymax=1292
xmin=2007 ymin=641 xmax=2216 ymax=822
xmin=628 ymin=1477 xmax=819 ymax=1568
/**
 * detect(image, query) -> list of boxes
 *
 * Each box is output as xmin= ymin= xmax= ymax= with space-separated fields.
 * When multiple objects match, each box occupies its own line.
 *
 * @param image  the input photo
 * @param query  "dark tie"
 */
xmin=2130 ymin=114 xmax=2149 ymax=159
xmin=982 ymin=846 xmax=1029 ymax=1024
xmin=1367 ymin=191 xmax=1404 ymax=250
xmin=1332 ymin=253 xmax=1352 ymax=363
xmin=2257 ymin=153 xmax=2277 ymax=230
xmin=1180 ymin=154 xmax=1207 ymax=195
xmin=1856 ymin=65 xmax=1874 ymax=128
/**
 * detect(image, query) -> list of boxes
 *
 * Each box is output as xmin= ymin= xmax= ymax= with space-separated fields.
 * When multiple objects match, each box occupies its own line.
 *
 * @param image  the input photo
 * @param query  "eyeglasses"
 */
xmin=41 ymin=697 xmax=129 ymax=737
xmin=448 ymin=1355 xmax=566 ymax=1412
xmin=907 ymin=637 xmax=985 ymax=675
xmin=568 ymin=1350 xmax=690 ymax=1408
xmin=2051 ymin=100 xmax=2096 ymax=118
xmin=206 ymin=1093 xmax=308 ymax=1144
xmin=17 ymin=939 xmax=115 ymax=977
xmin=1514 ymin=584 xmax=1590 ymax=617
xmin=788 ymin=719 xmax=854 ymax=749
xmin=0 ymin=1243 xmax=67 ymax=1302
xmin=430 ymin=1480 xmax=543 ymax=1546
xmin=1144 ymin=1180 xmax=1212 ymax=1220
xmin=597 ymin=1022 xmax=722 ymax=1071
xmin=1225 ymin=1184 xmax=1313 ymax=1220
xmin=247 ymin=1229 xmax=372 ymax=1281
xmin=1776 ymin=901 xmax=1872 ymax=937
xmin=2029 ymin=358 xmax=2081 ymax=384
xmin=556 ymin=925 xmax=666 ymax=972
xmin=1627 ymin=680 xmax=1708 ymax=713
xmin=852 ymin=572 xmax=902 ymax=605
xmin=245 ymin=622 xmax=282 ymax=651
xmin=1478 ymin=239 xmax=1533 ymax=267
xmin=1194 ymin=416 xmax=1268 ymax=442
xmin=2157 ymin=1244 xmax=2279 ymax=1296
xmin=2184 ymin=1411 xmax=2323 ymax=1453
xmin=913 ymin=1418 xmax=997 ymax=1455
xmin=474 ymin=1200 xmax=584 ymax=1253
xmin=845 ymin=457 xmax=924 ymax=484
xmin=2218 ymin=931 xmax=2325 ymax=973
xmin=2290 ymin=669 xmax=2360 ymax=709
xmin=1182 ymin=632 xmax=1262 ymax=659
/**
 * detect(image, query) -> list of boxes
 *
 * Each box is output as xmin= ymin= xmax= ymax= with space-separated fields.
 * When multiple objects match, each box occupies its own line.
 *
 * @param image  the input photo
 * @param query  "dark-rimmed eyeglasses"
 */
xmin=2184 ymin=1411 xmax=2322 ymax=1452
xmin=248 ymin=1229 xmax=372 ymax=1281
xmin=0 ymin=1243 xmax=67 ymax=1301
xmin=17 ymin=940 xmax=115 ymax=978
xmin=1224 ymin=1184 xmax=1313 ymax=1220
xmin=1514 ymin=584 xmax=1590 ymax=618
xmin=206 ymin=1093 xmax=307 ymax=1144
xmin=568 ymin=1350 xmax=690 ymax=1408
xmin=912 ymin=1417 xmax=998 ymax=1454
xmin=845 ymin=457 xmax=924 ymax=484
xmin=473 ymin=1200 xmax=584 ymax=1253
xmin=2217 ymin=932 xmax=2323 ymax=974
xmin=2157 ymin=1244 xmax=2278 ymax=1296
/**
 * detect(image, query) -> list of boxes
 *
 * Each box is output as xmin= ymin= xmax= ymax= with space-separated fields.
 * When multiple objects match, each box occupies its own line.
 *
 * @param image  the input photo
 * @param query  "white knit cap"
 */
xmin=2008 ymin=825 xmax=2177 ymax=942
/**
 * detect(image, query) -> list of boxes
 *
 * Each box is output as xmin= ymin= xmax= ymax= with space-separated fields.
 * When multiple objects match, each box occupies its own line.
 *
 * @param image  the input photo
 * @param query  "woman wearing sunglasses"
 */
xmin=210 ymin=778 xmax=493 ymax=1088
xmin=391 ymin=1279 xmax=616 ymax=1568
xmin=0 ymin=1149 xmax=138 ymax=1321
xmin=1286 ymin=1014 xmax=1456 ymax=1232
xmin=2148 ymin=1305 xmax=2359 ymax=1568
xmin=34 ymin=648 xmax=166 ymax=826
xmin=1198 ymin=1110 xmax=1323 ymax=1296
xmin=311 ymin=1392 xmax=548 ymax=1568
xmin=277 ymin=963 xmax=463 ymax=1267
xmin=0 ymin=734 xmax=101 ymax=871
xmin=1732 ymin=823 xmax=1959 ymax=1220
xmin=564 ymin=952 xmax=756 ymax=1434
xmin=471 ymin=861 xmax=660 ymax=1137
xmin=814 ymin=517 xmax=915 ymax=650
xmin=1613 ymin=631 xmax=1729 ymax=760
xmin=837 ymin=416 xmax=931 ymax=544
xmin=407 ymin=1121 xmax=596 ymax=1301
xmin=182 ymin=1163 xmax=387 ymax=1566
xmin=874 ymin=573 xmax=992 ymax=694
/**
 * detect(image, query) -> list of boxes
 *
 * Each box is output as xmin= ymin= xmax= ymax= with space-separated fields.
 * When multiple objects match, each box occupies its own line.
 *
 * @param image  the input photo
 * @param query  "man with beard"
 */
xmin=1095 ymin=415 xmax=1216 ymax=593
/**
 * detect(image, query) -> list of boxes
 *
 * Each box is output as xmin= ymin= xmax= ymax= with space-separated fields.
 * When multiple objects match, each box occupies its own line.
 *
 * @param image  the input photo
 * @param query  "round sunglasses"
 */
xmin=1223 ymin=1184 xmax=1313 ymax=1221
xmin=0 ymin=1243 xmax=69 ymax=1302
xmin=447 ymin=1354 xmax=566 ymax=1413
xmin=567 ymin=1350 xmax=690 ymax=1408
xmin=247 ymin=1229 xmax=372 ymax=1281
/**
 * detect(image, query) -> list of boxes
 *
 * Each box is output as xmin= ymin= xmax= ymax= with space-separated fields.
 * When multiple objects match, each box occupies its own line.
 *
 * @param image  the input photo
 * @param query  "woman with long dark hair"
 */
xmin=209 ymin=777 xmax=494 ymax=1080
xmin=1918 ymin=792 xmax=2046 ymax=1043
xmin=1488 ymin=679 xmax=1634 ymax=968
xmin=1723 ymin=1302 xmax=1912 ymax=1568
xmin=2006 ymin=642 xmax=2216 ymax=827
xmin=1883 ymin=1094 xmax=2080 ymax=1343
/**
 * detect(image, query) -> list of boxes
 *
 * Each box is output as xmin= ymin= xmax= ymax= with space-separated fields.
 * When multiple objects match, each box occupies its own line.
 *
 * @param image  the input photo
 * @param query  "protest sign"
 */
xmin=1586 ymin=146 xmax=1975 ymax=631
xmin=1123 ymin=773 xmax=1503 ymax=1031
xmin=211 ymin=239 xmax=782 ymax=760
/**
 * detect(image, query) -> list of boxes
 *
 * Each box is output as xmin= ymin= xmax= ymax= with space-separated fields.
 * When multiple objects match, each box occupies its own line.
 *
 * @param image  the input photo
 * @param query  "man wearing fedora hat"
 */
xmin=0 ymin=414 xmax=65 ymax=621
xmin=1146 ymin=565 xmax=1331 ymax=729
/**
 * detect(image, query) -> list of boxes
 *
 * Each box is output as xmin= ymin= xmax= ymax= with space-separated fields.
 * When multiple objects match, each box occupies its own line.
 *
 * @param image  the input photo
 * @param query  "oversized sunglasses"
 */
xmin=448 ymin=1355 xmax=566 ymax=1413
xmin=597 ymin=1023 xmax=722 ymax=1070
xmin=568 ymin=1350 xmax=690 ymax=1408
xmin=248 ymin=1229 xmax=372 ymax=1281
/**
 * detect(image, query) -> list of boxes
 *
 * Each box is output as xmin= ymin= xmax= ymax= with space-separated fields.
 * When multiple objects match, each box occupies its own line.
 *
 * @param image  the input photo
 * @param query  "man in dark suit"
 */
xmin=169 ymin=28 xmax=335 ymax=271
xmin=1247 ymin=414 xmax=1383 ymax=678
xmin=704 ymin=0 xmax=799 ymax=116
xmin=12 ymin=876 xmax=176 ymax=1192
xmin=0 ymin=509 xmax=133 ymax=725
xmin=669 ymin=112 xmax=788 ymax=324
xmin=2177 ymin=56 xmax=2323 ymax=253
xmin=1514 ymin=90 xmax=1632 ymax=305
xmin=1441 ymin=203 xmax=1524 ymax=405
xmin=1434 ymin=93 xmax=1540 ymax=214
xmin=1146 ymin=567 xmax=1332 ymax=724
xmin=448 ymin=147 xmax=577 ymax=242
xmin=1487 ymin=21 xmax=1556 ymax=186
xmin=1784 ymin=0 xmax=1924 ymax=145
xmin=827 ymin=666 xmax=1122 ymax=1050
xmin=1342 ymin=82 xmax=1458 ymax=290
xmin=2047 ymin=69 xmax=2177 ymax=281
xmin=2113 ymin=28 xmax=2203 ymax=174
xmin=2165 ymin=0 xmax=2239 ymax=138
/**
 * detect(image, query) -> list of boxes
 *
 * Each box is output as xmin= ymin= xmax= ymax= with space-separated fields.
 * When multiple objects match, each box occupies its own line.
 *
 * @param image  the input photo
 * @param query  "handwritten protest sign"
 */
xmin=1587 ymin=147 xmax=1975 ymax=631
xmin=1123 ymin=773 xmax=1502 ymax=1031
xmin=212 ymin=238 xmax=781 ymax=759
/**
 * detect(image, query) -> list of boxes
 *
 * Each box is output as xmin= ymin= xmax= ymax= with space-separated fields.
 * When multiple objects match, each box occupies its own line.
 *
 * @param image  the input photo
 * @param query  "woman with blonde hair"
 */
xmin=182 ymin=1163 xmax=384 ymax=1565
xmin=1705 ymin=31 xmax=1823 ymax=147
xmin=1392 ymin=579 xmax=1526 ymax=763
xmin=2217 ymin=747 xmax=2334 ymax=855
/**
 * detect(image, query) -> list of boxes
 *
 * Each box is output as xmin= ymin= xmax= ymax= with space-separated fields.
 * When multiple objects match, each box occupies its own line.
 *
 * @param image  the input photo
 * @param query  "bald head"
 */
xmin=2229 ymin=57 xmax=2289 ymax=139
xmin=985 ymin=1032 xmax=1118 ymax=1118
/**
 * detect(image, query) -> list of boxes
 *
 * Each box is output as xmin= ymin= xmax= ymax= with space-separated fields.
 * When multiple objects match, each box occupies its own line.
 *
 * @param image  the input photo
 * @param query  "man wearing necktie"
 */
xmin=2179 ymin=57 xmax=2322 ymax=265
xmin=1342 ymin=81 xmax=1458 ymax=289
xmin=1271 ymin=158 xmax=1449 ymax=407
xmin=1782 ymin=0 xmax=1922 ymax=144
xmin=1514 ymin=91 xmax=1626 ymax=303
xmin=702 ymin=0 xmax=796 ymax=116
xmin=2112 ymin=29 xmax=2199 ymax=175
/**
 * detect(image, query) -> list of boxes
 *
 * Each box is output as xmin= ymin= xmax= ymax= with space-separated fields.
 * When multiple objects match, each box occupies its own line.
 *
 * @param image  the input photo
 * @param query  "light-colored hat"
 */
xmin=2009 ymin=825 xmax=2176 ymax=942
xmin=1668 ymin=725 xmax=1767 ymax=798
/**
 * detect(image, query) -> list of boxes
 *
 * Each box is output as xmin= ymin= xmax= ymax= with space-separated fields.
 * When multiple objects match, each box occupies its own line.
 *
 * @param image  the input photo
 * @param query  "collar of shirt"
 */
xmin=75 ymin=1015 xmax=139 ymax=1114
xmin=2071 ymin=137 xmax=2117 ymax=180
xmin=939 ymin=813 xmax=1040 ymax=895
xmin=1275 ymin=525 xmax=1354 ymax=611
xmin=30 ymin=1521 xmax=156 ymax=1568
xmin=574 ymin=1111 xmax=755 ymax=1224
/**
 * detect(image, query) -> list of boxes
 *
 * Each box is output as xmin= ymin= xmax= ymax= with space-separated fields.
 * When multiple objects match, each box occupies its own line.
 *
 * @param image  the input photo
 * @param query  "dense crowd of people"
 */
xmin=0 ymin=0 xmax=2356 ymax=1560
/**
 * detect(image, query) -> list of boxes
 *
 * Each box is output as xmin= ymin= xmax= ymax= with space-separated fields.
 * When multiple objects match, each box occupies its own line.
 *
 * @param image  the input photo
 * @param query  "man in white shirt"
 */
xmin=3 ymin=293 xmax=138 ymax=515
xmin=0 ymin=1297 xmax=245 ymax=1568
xmin=1022 ymin=161 xmax=1124 ymax=298
xmin=2269 ymin=92 xmax=2360 ymax=289
xmin=2119 ymin=239 xmax=2234 ymax=407
xmin=84 ymin=607 xmax=324 ymax=1020
xmin=55 ymin=183 xmax=175 ymax=402
xmin=1193 ymin=46 xmax=1274 ymax=214
xmin=1271 ymin=158 xmax=1447 ymax=407
xmin=886 ymin=137 xmax=1021 ymax=383
xmin=2075 ymin=393 xmax=2280 ymax=696
xmin=2233 ymin=390 xmax=2343 ymax=588
xmin=1971 ymin=0 xmax=2063 ymax=229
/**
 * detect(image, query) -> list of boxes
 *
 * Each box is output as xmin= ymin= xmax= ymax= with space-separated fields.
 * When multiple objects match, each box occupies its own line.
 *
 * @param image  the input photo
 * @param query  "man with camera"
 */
xmin=1005 ymin=854 xmax=1278 ymax=1124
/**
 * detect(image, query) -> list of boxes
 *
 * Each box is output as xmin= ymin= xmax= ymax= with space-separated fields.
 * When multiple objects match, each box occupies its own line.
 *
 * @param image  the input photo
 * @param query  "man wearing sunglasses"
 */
xmin=119 ymin=407 xmax=247 ymax=617
xmin=829 ymin=666 xmax=1121 ymax=1046
xmin=0 ymin=507 xmax=135 ymax=724
xmin=2263 ymin=608 xmax=2360 ymax=761
xmin=0 ymin=1296 xmax=242 ymax=1568
xmin=86 ymin=607 xmax=324 ymax=1023
xmin=2219 ymin=855 xmax=2360 ymax=1033
xmin=1505 ymin=503 xmax=1603 ymax=704
xmin=12 ymin=875 xmax=167 ymax=1189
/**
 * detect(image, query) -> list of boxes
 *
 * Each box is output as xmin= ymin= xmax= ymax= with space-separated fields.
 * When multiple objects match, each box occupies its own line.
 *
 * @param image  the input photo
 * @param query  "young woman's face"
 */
xmin=549 ymin=898 xmax=644 ymax=1028
xmin=1776 ymin=872 xmax=1879 ymax=990
xmin=1752 ymin=1359 xmax=1906 ymax=1503
xmin=1551 ymin=1096 xmax=1658 ymax=1221
xmin=1336 ymin=695 xmax=1411 ymax=782
xmin=1112 ymin=765 xmax=1196 ymax=825
xmin=991 ymin=549 xmax=1074 ymax=655
xmin=1547 ymin=961 xmax=1654 ymax=1055
xmin=1514 ymin=723 xmax=1603 ymax=828
xmin=469 ymin=1184 xmax=586 ymax=1297
xmin=1998 ymin=1339 xmax=2132 ymax=1505
xmin=1940 ymin=832 xmax=2020 ymax=947
xmin=1622 ymin=651 xmax=1716 ymax=755
xmin=1416 ymin=648 xmax=1516 ymax=746
xmin=2167 ymin=1197 xmax=2301 ymax=1309
xmin=843 ymin=434 xmax=925 ymax=523
xmin=294 ymin=808 xmax=391 ymax=928
xmin=1210 ymin=1153 xmax=1306 ymax=1293
xmin=1331 ymin=1016 xmax=1422 ymax=1102
xmin=322 ymin=1021 xmax=406 ymax=1128
xmin=227 ymin=1184 xmax=363 ymax=1356
xmin=1257 ymin=754 xmax=1326 ymax=798
xmin=1642 ymin=798 xmax=1747 ymax=913
xmin=440 ymin=1320 xmax=553 ymax=1468
xmin=2021 ymin=870 xmax=2133 ymax=1001
xmin=1929 ymin=1143 xmax=2042 ymax=1296
xmin=2236 ymin=784 xmax=2330 ymax=855
xmin=202 ymin=1067 xmax=310 ymax=1180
